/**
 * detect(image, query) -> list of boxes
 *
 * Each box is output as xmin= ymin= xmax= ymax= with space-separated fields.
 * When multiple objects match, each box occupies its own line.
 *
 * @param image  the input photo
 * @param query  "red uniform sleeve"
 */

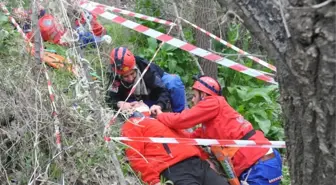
xmin=157 ymin=97 xmax=219 ymax=130
xmin=190 ymin=127 xmax=203 ymax=138
xmin=122 ymin=124 xmax=160 ymax=185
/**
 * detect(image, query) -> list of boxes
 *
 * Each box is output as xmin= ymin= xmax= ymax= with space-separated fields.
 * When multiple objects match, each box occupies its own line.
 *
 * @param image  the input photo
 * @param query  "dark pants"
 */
xmin=161 ymin=157 xmax=229 ymax=185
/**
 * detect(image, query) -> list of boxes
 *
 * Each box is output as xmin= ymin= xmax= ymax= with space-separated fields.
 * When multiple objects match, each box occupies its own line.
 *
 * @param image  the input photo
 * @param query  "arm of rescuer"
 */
xmin=147 ymin=74 xmax=171 ymax=110
xmin=136 ymin=56 xmax=171 ymax=110
xmin=157 ymin=97 xmax=219 ymax=130
xmin=122 ymin=123 xmax=161 ymax=185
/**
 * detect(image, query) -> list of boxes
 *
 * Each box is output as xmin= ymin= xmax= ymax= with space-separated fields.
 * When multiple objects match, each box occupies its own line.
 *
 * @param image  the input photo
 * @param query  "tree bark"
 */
xmin=194 ymin=0 xmax=218 ymax=78
xmin=216 ymin=0 xmax=335 ymax=185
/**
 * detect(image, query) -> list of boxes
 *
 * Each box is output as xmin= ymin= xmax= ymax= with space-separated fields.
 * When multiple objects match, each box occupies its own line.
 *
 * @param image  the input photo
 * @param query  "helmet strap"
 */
xmin=193 ymin=74 xmax=222 ymax=95
xmin=199 ymin=91 xmax=204 ymax=101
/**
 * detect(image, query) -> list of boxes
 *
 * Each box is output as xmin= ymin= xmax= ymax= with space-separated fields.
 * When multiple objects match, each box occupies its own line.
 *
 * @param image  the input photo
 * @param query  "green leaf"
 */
xmin=0 ymin=14 xmax=7 ymax=23
xmin=251 ymin=109 xmax=268 ymax=119
xmin=168 ymin=59 xmax=177 ymax=71
xmin=0 ymin=29 xmax=9 ymax=40
xmin=253 ymin=114 xmax=271 ymax=134
xmin=236 ymin=88 xmax=247 ymax=100
xmin=227 ymin=87 xmax=236 ymax=94
xmin=147 ymin=37 xmax=158 ymax=50
xmin=162 ymin=43 xmax=177 ymax=51
xmin=175 ymin=66 xmax=184 ymax=73
xmin=217 ymin=77 xmax=226 ymax=88
xmin=226 ymin=95 xmax=236 ymax=108
xmin=244 ymin=88 xmax=272 ymax=103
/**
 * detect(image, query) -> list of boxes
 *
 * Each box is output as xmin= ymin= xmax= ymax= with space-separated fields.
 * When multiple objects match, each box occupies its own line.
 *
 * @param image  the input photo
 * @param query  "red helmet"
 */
xmin=192 ymin=75 xmax=221 ymax=96
xmin=110 ymin=47 xmax=136 ymax=75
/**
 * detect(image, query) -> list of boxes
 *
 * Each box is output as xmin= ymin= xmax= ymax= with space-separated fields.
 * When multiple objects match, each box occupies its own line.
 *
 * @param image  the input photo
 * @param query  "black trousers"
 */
xmin=161 ymin=157 xmax=229 ymax=185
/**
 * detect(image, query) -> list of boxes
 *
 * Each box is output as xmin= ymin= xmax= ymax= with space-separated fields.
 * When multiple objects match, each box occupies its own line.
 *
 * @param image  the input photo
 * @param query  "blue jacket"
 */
xmin=106 ymin=56 xmax=171 ymax=110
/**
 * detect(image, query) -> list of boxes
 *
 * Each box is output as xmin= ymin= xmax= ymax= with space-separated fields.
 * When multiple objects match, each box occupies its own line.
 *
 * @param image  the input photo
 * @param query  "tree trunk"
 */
xmin=216 ymin=0 xmax=336 ymax=185
xmin=194 ymin=0 xmax=218 ymax=78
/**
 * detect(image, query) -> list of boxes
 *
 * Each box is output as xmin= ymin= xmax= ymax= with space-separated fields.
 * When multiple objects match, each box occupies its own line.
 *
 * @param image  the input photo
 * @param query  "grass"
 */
xmin=281 ymin=164 xmax=291 ymax=185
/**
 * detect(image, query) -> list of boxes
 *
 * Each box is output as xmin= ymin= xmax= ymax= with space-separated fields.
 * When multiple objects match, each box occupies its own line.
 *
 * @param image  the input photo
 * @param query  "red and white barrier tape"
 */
xmin=1 ymin=4 xmax=31 ymax=43
xmin=84 ymin=1 xmax=175 ymax=26
xmin=0 ymin=3 xmax=62 ymax=155
xmin=79 ymin=2 xmax=277 ymax=85
xmin=81 ymin=1 xmax=276 ymax=72
xmin=179 ymin=17 xmax=277 ymax=72
xmin=45 ymin=65 xmax=62 ymax=151
xmin=105 ymin=137 xmax=286 ymax=148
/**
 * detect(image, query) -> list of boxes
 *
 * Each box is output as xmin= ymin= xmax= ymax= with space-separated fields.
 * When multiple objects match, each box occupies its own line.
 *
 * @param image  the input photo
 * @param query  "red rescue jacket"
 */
xmin=157 ymin=96 xmax=269 ymax=176
xmin=122 ymin=113 xmax=206 ymax=185
xmin=38 ymin=14 xmax=65 ymax=44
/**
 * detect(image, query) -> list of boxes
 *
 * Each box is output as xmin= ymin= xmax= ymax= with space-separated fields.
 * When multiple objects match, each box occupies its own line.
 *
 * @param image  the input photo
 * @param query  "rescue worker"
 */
xmin=121 ymin=102 xmax=229 ymax=185
xmin=75 ymin=10 xmax=111 ymax=47
xmin=106 ymin=47 xmax=187 ymax=113
xmin=38 ymin=13 xmax=66 ymax=45
xmin=155 ymin=75 xmax=283 ymax=185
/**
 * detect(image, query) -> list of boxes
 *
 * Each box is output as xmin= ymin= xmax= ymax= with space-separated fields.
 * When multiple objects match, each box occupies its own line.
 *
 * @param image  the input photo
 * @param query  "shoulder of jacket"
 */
xmin=135 ymin=56 xmax=148 ymax=64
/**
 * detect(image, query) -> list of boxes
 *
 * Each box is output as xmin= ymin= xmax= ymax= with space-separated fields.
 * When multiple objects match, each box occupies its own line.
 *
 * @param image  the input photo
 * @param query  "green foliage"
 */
xmin=0 ymin=13 xmax=22 ymax=58
xmin=135 ymin=38 xmax=198 ymax=86
xmin=104 ymin=23 xmax=133 ymax=48
xmin=281 ymin=164 xmax=291 ymax=185
xmin=226 ymin=85 xmax=284 ymax=140
xmin=44 ymin=42 xmax=67 ymax=56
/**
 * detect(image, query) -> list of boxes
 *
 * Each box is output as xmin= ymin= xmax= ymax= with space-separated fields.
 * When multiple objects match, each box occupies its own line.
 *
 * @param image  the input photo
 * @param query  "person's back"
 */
xmin=200 ymin=95 xmax=271 ymax=176
xmin=38 ymin=14 xmax=65 ymax=44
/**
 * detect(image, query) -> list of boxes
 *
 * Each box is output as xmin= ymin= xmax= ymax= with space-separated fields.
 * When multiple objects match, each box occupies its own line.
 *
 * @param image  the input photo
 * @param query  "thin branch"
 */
xmin=173 ymin=1 xmax=204 ymax=75
xmin=288 ymin=0 xmax=335 ymax=9
xmin=311 ymin=0 xmax=334 ymax=8
xmin=0 ymin=162 xmax=11 ymax=185
xmin=279 ymin=0 xmax=291 ymax=38
xmin=32 ymin=0 xmax=42 ymax=66
xmin=209 ymin=49 xmax=267 ymax=58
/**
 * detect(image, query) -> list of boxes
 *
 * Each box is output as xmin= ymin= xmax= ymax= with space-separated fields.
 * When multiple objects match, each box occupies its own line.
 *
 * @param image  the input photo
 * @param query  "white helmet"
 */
xmin=101 ymin=35 xmax=112 ymax=44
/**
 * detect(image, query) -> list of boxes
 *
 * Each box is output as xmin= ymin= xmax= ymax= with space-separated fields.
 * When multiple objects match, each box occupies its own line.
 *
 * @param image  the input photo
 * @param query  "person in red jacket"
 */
xmin=38 ymin=13 xmax=66 ymax=45
xmin=156 ymin=75 xmax=283 ymax=185
xmin=121 ymin=102 xmax=229 ymax=185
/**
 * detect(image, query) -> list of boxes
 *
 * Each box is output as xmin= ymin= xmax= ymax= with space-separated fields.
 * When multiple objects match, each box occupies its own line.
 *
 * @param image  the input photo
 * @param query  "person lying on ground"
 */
xmin=120 ymin=101 xmax=229 ymax=185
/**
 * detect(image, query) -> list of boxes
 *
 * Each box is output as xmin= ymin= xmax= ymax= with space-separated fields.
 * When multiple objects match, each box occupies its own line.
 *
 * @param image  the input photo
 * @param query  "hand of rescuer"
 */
xmin=117 ymin=101 xmax=138 ymax=110
xmin=150 ymin=104 xmax=162 ymax=116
